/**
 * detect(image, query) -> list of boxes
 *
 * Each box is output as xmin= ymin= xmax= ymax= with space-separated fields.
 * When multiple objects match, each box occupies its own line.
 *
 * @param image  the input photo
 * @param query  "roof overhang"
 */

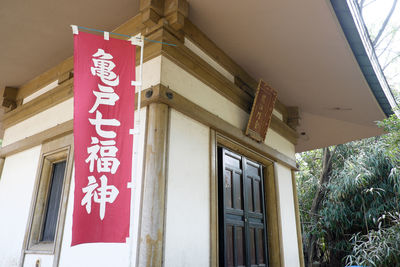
xmin=187 ymin=0 xmax=397 ymax=151
xmin=0 ymin=0 xmax=396 ymax=152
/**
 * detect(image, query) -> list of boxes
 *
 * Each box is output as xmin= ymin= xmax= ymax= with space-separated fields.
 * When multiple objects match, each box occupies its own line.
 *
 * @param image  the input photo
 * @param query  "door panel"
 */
xmin=219 ymin=147 xmax=268 ymax=267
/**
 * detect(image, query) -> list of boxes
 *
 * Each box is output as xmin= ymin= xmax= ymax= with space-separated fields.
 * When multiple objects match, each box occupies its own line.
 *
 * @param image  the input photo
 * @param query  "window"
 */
xmin=22 ymin=134 xmax=73 ymax=265
xmin=218 ymin=147 xmax=268 ymax=267
xmin=40 ymin=160 xmax=66 ymax=242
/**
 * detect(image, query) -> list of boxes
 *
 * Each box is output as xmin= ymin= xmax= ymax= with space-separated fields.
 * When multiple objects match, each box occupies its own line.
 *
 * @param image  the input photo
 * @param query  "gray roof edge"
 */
xmin=330 ymin=0 xmax=398 ymax=117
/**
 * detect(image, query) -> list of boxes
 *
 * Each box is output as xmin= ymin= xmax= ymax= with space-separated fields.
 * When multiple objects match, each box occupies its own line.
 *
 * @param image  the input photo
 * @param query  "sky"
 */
xmin=362 ymin=0 xmax=400 ymax=94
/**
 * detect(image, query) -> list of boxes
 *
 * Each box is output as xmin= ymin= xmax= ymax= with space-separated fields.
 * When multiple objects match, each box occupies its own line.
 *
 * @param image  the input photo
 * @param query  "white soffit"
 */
xmin=187 ymin=0 xmax=389 ymax=151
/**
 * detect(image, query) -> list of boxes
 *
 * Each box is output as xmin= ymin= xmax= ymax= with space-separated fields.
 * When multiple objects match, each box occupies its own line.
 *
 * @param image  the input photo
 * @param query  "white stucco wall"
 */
xmin=3 ymin=99 xmax=74 ymax=147
xmin=0 ymin=146 xmax=42 ymax=267
xmin=0 ymin=54 xmax=154 ymax=266
xmin=183 ymin=37 xmax=284 ymax=121
xmin=137 ymin=55 xmax=161 ymax=90
xmin=161 ymin=56 xmax=295 ymax=159
xmin=57 ymin=107 xmax=147 ymax=267
xmin=265 ymin=129 xmax=296 ymax=159
xmin=24 ymin=254 xmax=54 ymax=267
xmin=275 ymin=163 xmax=300 ymax=267
xmin=4 ymin=55 xmax=162 ymax=148
xmin=3 ymin=104 xmax=147 ymax=267
xmin=164 ymin=109 xmax=210 ymax=267
xmin=0 ymin=42 xmax=300 ymax=266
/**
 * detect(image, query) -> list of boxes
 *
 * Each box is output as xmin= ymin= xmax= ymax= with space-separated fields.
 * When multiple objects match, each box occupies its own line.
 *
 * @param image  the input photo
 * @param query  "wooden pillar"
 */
xmin=139 ymin=0 xmax=188 ymax=30
xmin=137 ymin=103 xmax=169 ymax=267
xmin=265 ymin=164 xmax=283 ymax=267
xmin=292 ymin=170 xmax=305 ymax=267
xmin=0 ymin=158 xmax=5 ymax=180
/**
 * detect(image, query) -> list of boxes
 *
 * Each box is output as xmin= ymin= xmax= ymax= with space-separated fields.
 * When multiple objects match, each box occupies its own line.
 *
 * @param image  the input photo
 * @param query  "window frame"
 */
xmin=21 ymin=134 xmax=74 ymax=265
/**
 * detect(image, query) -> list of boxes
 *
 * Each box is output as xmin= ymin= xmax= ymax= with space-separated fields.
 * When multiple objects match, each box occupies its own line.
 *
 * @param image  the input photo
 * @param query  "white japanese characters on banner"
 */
xmin=82 ymin=49 xmax=121 ymax=220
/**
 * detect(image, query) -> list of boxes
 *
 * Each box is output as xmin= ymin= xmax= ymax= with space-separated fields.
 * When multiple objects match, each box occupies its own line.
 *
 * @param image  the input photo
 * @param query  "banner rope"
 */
xmin=76 ymin=25 xmax=177 ymax=46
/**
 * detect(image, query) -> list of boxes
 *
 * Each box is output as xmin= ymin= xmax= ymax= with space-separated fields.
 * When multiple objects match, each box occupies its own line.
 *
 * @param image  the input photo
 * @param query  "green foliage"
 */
xmin=296 ymin=148 xmax=321 ymax=233
xmin=345 ymin=213 xmax=400 ymax=266
xmin=297 ymin=136 xmax=400 ymax=265
xmin=322 ymin=138 xmax=400 ymax=259
xmin=378 ymin=113 xmax=400 ymax=164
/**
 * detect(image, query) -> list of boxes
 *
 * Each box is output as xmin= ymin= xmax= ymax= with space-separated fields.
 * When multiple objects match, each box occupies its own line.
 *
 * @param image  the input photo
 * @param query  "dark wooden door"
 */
xmin=218 ymin=147 xmax=268 ymax=267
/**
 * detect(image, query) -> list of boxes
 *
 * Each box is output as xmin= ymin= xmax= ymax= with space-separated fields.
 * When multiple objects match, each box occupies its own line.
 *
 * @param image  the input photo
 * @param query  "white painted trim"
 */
xmin=273 ymin=109 xmax=283 ymax=121
xmin=23 ymin=80 xmax=59 ymax=104
xmin=184 ymin=37 xmax=235 ymax=83
xmin=183 ymin=38 xmax=284 ymax=121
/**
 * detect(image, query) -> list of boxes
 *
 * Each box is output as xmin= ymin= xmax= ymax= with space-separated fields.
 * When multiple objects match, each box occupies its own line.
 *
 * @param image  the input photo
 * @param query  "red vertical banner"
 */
xmin=72 ymin=31 xmax=135 ymax=245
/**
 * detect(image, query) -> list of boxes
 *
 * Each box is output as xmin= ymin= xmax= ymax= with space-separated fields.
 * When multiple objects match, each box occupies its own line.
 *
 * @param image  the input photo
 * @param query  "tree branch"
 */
xmin=372 ymin=0 xmax=398 ymax=46
xmin=359 ymin=0 xmax=366 ymax=9
xmin=383 ymin=53 xmax=400 ymax=70
xmin=375 ymin=27 xmax=396 ymax=49
xmin=377 ymin=31 xmax=397 ymax=58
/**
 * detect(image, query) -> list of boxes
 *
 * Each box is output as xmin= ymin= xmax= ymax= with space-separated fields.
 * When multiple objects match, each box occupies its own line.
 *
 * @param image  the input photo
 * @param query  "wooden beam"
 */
xmin=58 ymin=70 xmax=73 ymax=85
xmin=148 ymin=84 xmax=297 ymax=169
xmin=140 ymin=0 xmax=164 ymax=27
xmin=164 ymin=0 xmax=188 ymax=30
xmin=287 ymin=106 xmax=300 ymax=130
xmin=161 ymin=28 xmax=295 ymax=133
xmin=182 ymin=19 xmax=289 ymax=118
xmin=137 ymin=84 xmax=297 ymax=168
xmin=273 ymin=163 xmax=286 ymax=267
xmin=0 ymin=87 xmax=158 ymax=158
xmin=265 ymin=164 xmax=283 ymax=267
xmin=141 ymin=7 xmax=162 ymax=27
xmin=0 ymin=120 xmax=73 ymax=158
xmin=2 ymin=87 xmax=19 ymax=110
xmin=3 ymin=29 xmax=164 ymax=128
xmin=144 ymin=85 xmax=297 ymax=167
xmin=16 ymin=13 xmax=145 ymax=103
xmin=209 ymin=129 xmax=218 ymax=267
xmin=2 ymin=80 xmax=296 ymax=168
xmin=140 ymin=0 xmax=164 ymax=14
xmin=183 ymin=19 xmax=257 ymax=94
xmin=137 ymin=103 xmax=169 ymax=267
xmin=17 ymin=57 xmax=73 ymax=103
xmin=113 ymin=13 xmax=145 ymax=36
xmin=161 ymin=29 xmax=252 ymax=112
xmin=160 ymin=31 xmax=298 ymax=144
xmin=0 ymin=158 xmax=5 ymax=181
xmin=292 ymin=170 xmax=305 ymax=267
xmin=275 ymin=100 xmax=289 ymax=123
xmin=270 ymin=115 xmax=298 ymax=145
xmin=164 ymin=0 xmax=188 ymax=16
xmin=3 ymin=79 xmax=73 ymax=128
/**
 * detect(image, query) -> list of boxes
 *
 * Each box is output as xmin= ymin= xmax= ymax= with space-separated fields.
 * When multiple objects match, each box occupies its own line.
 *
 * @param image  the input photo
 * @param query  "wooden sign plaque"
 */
xmin=245 ymin=80 xmax=277 ymax=142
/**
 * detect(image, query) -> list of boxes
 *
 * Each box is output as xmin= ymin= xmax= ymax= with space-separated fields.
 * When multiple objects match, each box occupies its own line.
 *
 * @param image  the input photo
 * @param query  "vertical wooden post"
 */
xmin=0 ymin=158 xmax=5 ymax=180
xmin=137 ymin=103 xmax=169 ymax=267
xmin=264 ymin=164 xmax=283 ymax=267
xmin=209 ymin=129 xmax=218 ymax=267
xmin=292 ymin=170 xmax=305 ymax=267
